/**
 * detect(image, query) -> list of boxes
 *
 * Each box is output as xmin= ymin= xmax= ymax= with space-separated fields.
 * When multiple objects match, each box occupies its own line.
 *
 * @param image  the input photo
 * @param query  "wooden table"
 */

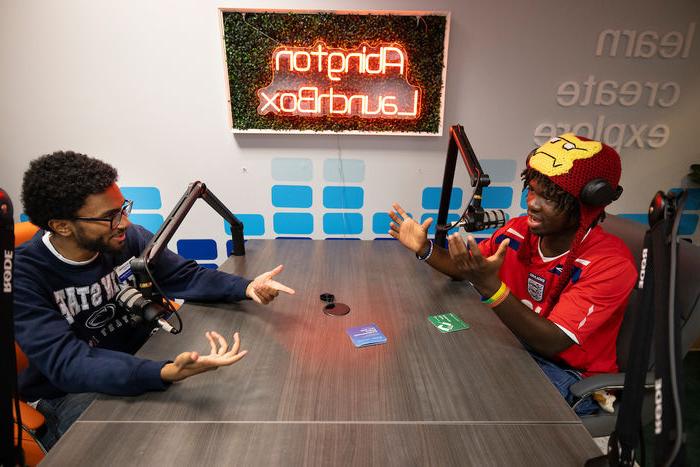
xmin=42 ymin=240 xmax=601 ymax=465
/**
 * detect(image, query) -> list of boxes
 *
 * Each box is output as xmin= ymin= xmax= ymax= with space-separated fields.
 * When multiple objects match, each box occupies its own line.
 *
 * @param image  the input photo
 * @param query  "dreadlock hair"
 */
xmin=521 ymin=167 xmax=580 ymax=225
xmin=21 ymin=151 xmax=118 ymax=231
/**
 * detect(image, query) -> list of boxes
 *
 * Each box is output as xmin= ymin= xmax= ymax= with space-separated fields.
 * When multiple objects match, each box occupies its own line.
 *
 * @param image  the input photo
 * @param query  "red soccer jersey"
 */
xmin=478 ymin=216 xmax=637 ymax=376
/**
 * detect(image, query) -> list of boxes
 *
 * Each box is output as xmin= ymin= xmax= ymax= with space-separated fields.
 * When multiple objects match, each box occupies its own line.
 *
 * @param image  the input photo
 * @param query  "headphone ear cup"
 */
xmin=580 ymin=178 xmax=616 ymax=206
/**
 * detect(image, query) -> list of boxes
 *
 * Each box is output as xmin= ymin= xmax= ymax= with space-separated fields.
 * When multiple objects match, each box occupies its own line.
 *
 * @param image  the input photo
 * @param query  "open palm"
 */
xmin=388 ymin=202 xmax=432 ymax=254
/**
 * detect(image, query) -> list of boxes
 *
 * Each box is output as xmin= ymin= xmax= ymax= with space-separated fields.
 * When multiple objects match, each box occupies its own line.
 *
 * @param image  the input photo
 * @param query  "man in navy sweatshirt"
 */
xmin=14 ymin=151 xmax=295 ymax=449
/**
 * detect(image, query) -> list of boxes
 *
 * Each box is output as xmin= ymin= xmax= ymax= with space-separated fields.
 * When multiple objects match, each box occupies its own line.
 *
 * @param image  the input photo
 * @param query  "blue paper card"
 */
xmin=346 ymin=323 xmax=387 ymax=348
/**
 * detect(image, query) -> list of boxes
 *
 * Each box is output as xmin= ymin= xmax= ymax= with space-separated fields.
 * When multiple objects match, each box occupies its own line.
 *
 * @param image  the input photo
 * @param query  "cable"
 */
xmin=336 ymin=135 xmax=350 ymax=239
xmin=663 ymin=190 xmax=687 ymax=467
xmin=143 ymin=261 xmax=182 ymax=335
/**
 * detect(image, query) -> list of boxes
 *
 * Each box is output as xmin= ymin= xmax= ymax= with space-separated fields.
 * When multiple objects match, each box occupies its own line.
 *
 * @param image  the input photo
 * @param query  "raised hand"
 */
xmin=447 ymin=233 xmax=509 ymax=296
xmin=160 ymin=331 xmax=248 ymax=383
xmin=388 ymin=202 xmax=433 ymax=254
xmin=245 ymin=264 xmax=295 ymax=305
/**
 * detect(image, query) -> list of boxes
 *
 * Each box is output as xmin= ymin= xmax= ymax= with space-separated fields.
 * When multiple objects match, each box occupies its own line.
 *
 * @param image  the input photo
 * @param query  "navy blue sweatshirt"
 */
xmin=13 ymin=224 xmax=251 ymax=401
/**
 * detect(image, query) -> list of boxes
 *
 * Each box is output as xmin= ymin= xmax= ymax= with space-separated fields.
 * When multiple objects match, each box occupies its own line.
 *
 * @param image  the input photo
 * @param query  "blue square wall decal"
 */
xmin=482 ymin=186 xmax=513 ymax=209
xmin=121 ymin=187 xmax=162 ymax=210
xmin=323 ymin=186 xmax=364 ymax=209
xmin=323 ymin=213 xmax=363 ymax=235
xmin=271 ymin=185 xmax=312 ymax=208
xmin=420 ymin=213 xmax=460 ymax=235
xmin=422 ymin=187 xmax=463 ymax=210
xmin=177 ymin=239 xmax=218 ymax=260
xmin=273 ymin=213 xmax=314 ymax=235
xmin=372 ymin=212 xmax=413 ymax=235
xmin=129 ymin=214 xmax=164 ymax=234
xmin=324 ymin=159 xmax=365 ymax=183
xmin=271 ymin=158 xmax=313 ymax=182
xmin=225 ymin=214 xmax=265 ymax=236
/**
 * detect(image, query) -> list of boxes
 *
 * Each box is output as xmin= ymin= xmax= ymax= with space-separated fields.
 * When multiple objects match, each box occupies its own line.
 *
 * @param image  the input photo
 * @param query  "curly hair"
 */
xmin=521 ymin=167 xmax=580 ymax=225
xmin=21 ymin=151 xmax=118 ymax=231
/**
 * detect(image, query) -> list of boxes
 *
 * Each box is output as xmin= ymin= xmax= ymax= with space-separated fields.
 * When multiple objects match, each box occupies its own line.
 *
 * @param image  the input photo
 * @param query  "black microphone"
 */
xmin=438 ymin=208 xmax=506 ymax=232
xmin=115 ymin=285 xmax=176 ymax=334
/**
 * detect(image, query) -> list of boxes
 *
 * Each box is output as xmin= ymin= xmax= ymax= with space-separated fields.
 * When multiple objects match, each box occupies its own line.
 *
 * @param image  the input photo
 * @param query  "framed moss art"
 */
xmin=219 ymin=9 xmax=450 ymax=136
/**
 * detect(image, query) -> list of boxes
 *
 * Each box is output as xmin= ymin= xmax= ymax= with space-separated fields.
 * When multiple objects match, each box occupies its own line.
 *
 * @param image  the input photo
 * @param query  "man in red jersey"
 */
xmin=389 ymin=134 xmax=637 ymax=414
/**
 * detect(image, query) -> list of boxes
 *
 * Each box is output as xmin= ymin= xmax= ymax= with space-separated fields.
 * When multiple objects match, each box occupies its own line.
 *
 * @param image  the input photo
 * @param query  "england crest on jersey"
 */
xmin=527 ymin=272 xmax=546 ymax=302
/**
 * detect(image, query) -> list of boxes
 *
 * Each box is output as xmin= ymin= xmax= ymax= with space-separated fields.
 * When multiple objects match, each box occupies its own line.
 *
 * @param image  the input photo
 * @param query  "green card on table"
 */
xmin=428 ymin=312 xmax=470 ymax=333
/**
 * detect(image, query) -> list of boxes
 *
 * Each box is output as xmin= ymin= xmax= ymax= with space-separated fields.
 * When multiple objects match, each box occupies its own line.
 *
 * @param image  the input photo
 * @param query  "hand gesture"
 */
xmin=245 ymin=264 xmax=295 ymax=305
xmin=447 ymin=233 xmax=510 ymax=295
xmin=388 ymin=202 xmax=432 ymax=254
xmin=160 ymin=331 xmax=247 ymax=383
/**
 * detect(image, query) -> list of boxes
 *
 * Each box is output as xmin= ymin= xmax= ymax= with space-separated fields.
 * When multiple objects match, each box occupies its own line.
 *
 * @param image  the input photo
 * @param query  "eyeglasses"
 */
xmin=72 ymin=200 xmax=133 ymax=230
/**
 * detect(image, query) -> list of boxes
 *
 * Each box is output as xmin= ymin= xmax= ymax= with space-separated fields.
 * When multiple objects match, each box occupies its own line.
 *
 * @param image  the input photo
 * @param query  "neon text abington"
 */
xmin=257 ymin=42 xmax=422 ymax=120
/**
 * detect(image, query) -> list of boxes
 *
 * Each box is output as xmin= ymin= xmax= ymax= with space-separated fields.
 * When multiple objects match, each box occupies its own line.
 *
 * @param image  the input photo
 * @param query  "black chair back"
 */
xmin=600 ymin=215 xmax=645 ymax=373
xmin=602 ymin=214 xmax=700 ymax=372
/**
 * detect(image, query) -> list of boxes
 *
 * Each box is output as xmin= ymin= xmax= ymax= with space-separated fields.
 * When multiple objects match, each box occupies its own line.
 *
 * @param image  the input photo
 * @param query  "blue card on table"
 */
xmin=346 ymin=324 xmax=387 ymax=348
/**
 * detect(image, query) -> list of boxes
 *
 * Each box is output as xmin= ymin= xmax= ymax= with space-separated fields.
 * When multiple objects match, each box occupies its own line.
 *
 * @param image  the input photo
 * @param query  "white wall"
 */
xmin=1 ymin=0 xmax=698 ymax=260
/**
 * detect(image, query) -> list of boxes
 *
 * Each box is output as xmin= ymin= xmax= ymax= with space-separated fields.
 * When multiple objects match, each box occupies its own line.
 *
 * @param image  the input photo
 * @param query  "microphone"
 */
xmin=438 ymin=208 xmax=507 ymax=232
xmin=115 ymin=285 xmax=176 ymax=334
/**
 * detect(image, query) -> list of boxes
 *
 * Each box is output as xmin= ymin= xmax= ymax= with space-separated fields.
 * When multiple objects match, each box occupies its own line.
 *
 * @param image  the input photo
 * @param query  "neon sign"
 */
xmin=256 ymin=42 xmax=422 ymax=119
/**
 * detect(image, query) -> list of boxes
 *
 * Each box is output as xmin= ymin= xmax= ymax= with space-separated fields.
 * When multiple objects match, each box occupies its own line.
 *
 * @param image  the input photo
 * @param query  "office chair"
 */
xmin=12 ymin=221 xmax=47 ymax=465
xmin=570 ymin=215 xmax=700 ymax=437
xmin=14 ymin=221 xmax=39 ymax=247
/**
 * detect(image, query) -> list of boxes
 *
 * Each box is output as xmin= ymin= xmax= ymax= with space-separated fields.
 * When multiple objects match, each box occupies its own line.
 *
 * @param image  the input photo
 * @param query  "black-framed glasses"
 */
xmin=72 ymin=200 xmax=133 ymax=230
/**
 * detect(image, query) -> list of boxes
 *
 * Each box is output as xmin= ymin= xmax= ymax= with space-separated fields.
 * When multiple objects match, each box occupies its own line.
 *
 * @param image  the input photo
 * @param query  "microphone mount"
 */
xmin=435 ymin=125 xmax=499 ymax=246
xmin=127 ymin=181 xmax=245 ymax=332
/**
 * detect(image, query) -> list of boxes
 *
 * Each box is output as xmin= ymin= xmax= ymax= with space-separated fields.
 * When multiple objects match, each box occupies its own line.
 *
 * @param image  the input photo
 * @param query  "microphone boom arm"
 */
xmin=130 ymin=181 xmax=245 ymax=300
xmin=435 ymin=125 xmax=494 ymax=246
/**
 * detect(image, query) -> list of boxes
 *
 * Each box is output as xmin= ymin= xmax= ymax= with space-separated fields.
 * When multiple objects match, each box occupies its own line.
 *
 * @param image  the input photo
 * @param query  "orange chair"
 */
xmin=12 ymin=221 xmax=47 ymax=465
xmin=15 ymin=221 xmax=40 ymax=247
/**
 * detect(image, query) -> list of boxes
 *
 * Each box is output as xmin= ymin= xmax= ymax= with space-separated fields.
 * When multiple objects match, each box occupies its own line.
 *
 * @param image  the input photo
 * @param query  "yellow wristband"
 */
xmin=482 ymin=281 xmax=507 ymax=304
xmin=487 ymin=287 xmax=510 ymax=308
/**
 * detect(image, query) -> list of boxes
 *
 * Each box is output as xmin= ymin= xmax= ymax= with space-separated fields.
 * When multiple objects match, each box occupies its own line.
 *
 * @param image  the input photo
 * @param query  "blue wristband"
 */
xmin=416 ymin=239 xmax=434 ymax=261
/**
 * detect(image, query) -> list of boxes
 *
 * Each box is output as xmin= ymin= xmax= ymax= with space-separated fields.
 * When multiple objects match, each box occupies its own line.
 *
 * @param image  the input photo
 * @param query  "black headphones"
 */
xmin=580 ymin=178 xmax=623 ymax=207
xmin=526 ymin=149 xmax=623 ymax=207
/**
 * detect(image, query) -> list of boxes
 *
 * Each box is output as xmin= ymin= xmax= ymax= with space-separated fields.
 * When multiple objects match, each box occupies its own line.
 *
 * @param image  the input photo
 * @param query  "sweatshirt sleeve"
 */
xmin=129 ymin=224 xmax=252 ymax=302
xmin=13 ymin=268 xmax=170 ymax=397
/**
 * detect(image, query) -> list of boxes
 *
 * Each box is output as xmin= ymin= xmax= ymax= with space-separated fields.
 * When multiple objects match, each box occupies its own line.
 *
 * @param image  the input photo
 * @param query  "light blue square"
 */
xmin=271 ymin=158 xmax=313 ymax=182
xmin=324 ymin=159 xmax=365 ymax=183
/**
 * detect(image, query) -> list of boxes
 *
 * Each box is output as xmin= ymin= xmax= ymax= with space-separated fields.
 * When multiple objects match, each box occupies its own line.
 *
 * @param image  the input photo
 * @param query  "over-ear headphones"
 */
xmin=525 ymin=149 xmax=623 ymax=207
xmin=579 ymin=178 xmax=623 ymax=207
